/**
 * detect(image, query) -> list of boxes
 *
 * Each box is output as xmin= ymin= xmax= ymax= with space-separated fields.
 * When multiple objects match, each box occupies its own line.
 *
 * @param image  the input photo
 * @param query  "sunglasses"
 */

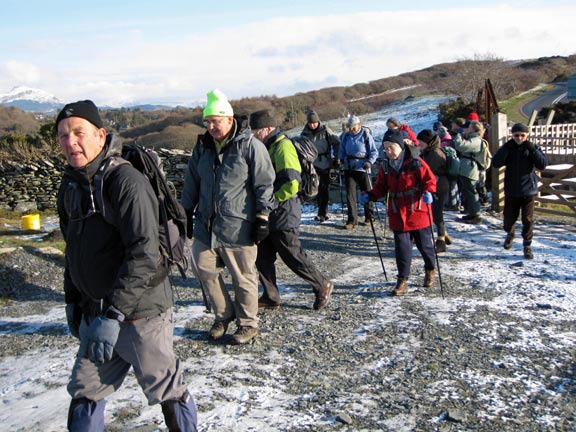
xmin=512 ymin=133 xmax=527 ymax=138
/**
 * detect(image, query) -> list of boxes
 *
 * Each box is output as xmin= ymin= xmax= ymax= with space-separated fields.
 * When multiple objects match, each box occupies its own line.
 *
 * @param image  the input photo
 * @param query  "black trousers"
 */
xmin=393 ymin=227 xmax=435 ymax=279
xmin=503 ymin=195 xmax=535 ymax=246
xmin=256 ymin=229 xmax=328 ymax=304
xmin=344 ymin=169 xmax=373 ymax=224
xmin=432 ymin=175 xmax=449 ymax=237
xmin=316 ymin=168 xmax=331 ymax=218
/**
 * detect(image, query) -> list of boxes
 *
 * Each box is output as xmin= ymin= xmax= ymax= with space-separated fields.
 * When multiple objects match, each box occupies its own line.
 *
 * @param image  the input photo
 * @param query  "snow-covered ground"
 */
xmin=2 ymin=96 xmax=575 ymax=430
xmin=1 ymin=204 xmax=575 ymax=431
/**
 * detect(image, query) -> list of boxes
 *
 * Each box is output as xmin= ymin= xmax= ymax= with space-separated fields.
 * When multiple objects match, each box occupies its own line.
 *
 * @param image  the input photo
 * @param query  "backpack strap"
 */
xmin=92 ymin=156 xmax=130 ymax=223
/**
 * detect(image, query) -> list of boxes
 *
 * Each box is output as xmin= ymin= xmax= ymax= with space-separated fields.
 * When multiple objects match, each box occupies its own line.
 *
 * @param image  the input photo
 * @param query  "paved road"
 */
xmin=521 ymin=82 xmax=567 ymax=118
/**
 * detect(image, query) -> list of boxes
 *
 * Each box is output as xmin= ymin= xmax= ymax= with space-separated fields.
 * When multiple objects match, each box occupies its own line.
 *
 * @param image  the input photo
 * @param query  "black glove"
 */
xmin=84 ymin=306 xmax=124 ymax=364
xmin=524 ymin=141 xmax=535 ymax=152
xmin=185 ymin=210 xmax=193 ymax=240
xmin=65 ymin=303 xmax=82 ymax=339
xmin=362 ymin=161 xmax=372 ymax=171
xmin=253 ymin=217 xmax=269 ymax=244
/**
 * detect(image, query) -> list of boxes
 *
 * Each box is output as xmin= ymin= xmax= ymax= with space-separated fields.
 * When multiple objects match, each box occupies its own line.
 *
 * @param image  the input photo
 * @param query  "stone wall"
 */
xmin=0 ymin=149 xmax=191 ymax=211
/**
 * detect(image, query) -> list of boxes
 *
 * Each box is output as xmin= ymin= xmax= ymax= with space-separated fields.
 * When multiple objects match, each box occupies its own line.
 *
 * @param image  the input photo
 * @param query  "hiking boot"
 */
xmin=209 ymin=317 xmax=233 ymax=340
xmin=423 ymin=269 xmax=435 ymax=287
xmin=258 ymin=296 xmax=281 ymax=309
xmin=444 ymin=233 xmax=453 ymax=245
xmin=435 ymin=239 xmax=446 ymax=253
xmin=462 ymin=215 xmax=481 ymax=225
xmin=315 ymin=215 xmax=326 ymax=223
xmin=314 ymin=281 xmax=334 ymax=310
xmin=231 ymin=326 xmax=259 ymax=345
xmin=523 ymin=245 xmax=534 ymax=259
xmin=392 ymin=278 xmax=408 ymax=296
xmin=344 ymin=223 xmax=356 ymax=230
xmin=504 ymin=232 xmax=514 ymax=250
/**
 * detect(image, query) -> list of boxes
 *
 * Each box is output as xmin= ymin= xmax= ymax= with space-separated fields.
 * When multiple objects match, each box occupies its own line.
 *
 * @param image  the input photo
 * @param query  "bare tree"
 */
xmin=446 ymin=53 xmax=508 ymax=102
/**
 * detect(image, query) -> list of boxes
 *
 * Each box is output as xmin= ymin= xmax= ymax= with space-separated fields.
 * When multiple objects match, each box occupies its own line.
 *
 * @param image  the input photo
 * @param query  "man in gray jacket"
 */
xmin=181 ymin=89 xmax=275 ymax=345
xmin=57 ymin=100 xmax=197 ymax=431
xmin=301 ymin=110 xmax=340 ymax=222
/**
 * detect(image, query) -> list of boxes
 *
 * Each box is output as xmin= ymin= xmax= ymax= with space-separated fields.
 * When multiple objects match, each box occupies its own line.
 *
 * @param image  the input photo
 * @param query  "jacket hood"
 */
xmin=303 ymin=123 xmax=325 ymax=136
xmin=263 ymin=128 xmax=285 ymax=148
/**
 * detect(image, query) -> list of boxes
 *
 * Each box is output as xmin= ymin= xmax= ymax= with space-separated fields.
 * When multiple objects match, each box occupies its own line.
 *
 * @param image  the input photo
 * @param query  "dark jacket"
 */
xmin=491 ymin=139 xmax=547 ymax=197
xmin=57 ymin=135 xmax=170 ymax=320
xmin=420 ymin=135 xmax=448 ymax=177
xmin=265 ymin=129 xmax=302 ymax=231
xmin=181 ymin=120 xmax=275 ymax=247
xmin=301 ymin=123 xmax=340 ymax=171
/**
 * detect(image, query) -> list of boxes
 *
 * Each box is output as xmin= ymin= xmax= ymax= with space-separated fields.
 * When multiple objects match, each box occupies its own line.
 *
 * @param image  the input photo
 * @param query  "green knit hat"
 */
xmin=202 ymin=89 xmax=233 ymax=118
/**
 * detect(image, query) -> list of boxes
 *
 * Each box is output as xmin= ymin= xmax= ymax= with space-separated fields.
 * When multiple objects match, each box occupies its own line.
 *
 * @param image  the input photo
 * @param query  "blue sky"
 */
xmin=2 ymin=0 xmax=575 ymax=106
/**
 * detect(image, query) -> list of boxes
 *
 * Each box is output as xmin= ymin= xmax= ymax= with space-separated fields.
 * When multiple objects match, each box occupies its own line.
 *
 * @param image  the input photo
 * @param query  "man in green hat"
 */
xmin=181 ymin=89 xmax=275 ymax=345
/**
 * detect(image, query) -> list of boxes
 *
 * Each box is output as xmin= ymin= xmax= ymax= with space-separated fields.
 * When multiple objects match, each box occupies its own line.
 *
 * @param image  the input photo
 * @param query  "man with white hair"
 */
xmin=337 ymin=115 xmax=378 ymax=230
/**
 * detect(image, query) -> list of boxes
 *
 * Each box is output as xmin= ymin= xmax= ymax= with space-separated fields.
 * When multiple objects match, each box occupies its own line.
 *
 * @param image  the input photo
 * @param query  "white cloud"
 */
xmin=2 ymin=61 xmax=41 ymax=85
xmin=1 ymin=4 xmax=575 ymax=106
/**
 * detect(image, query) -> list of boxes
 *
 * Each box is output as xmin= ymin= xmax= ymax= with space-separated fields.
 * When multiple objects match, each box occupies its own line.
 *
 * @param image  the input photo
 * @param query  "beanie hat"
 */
xmin=416 ymin=129 xmax=434 ymax=144
xmin=347 ymin=115 xmax=360 ymax=128
xmin=203 ymin=89 xmax=234 ymax=118
xmin=383 ymin=130 xmax=405 ymax=148
xmin=307 ymin=111 xmax=320 ymax=123
xmin=511 ymin=123 xmax=530 ymax=133
xmin=387 ymin=117 xmax=402 ymax=128
xmin=55 ymin=100 xmax=103 ymax=130
xmin=249 ymin=109 xmax=276 ymax=129
xmin=467 ymin=112 xmax=480 ymax=121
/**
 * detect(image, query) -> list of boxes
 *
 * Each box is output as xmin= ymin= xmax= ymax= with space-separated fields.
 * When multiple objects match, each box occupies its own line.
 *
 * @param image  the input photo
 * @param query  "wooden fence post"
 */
xmin=490 ymin=112 xmax=508 ymax=213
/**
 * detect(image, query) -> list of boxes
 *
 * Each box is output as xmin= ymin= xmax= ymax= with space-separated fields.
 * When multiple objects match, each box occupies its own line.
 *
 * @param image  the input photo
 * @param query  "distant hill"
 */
xmin=1 ymin=54 xmax=575 ymax=154
xmin=0 ymin=86 xmax=63 ymax=114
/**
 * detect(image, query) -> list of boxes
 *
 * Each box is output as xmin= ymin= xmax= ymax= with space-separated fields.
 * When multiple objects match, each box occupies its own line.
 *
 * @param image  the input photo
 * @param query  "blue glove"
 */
xmin=65 ymin=303 xmax=82 ymax=339
xmin=422 ymin=192 xmax=433 ymax=204
xmin=359 ymin=192 xmax=371 ymax=206
xmin=85 ymin=306 xmax=124 ymax=364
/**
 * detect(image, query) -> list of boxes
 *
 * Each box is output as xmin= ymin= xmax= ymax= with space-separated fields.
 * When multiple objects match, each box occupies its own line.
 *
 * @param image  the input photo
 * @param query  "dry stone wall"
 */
xmin=0 ymin=149 xmax=191 ymax=211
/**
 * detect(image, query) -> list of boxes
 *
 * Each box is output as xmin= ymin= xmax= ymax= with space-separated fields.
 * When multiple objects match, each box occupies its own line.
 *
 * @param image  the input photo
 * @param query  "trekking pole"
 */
xmin=427 ymin=207 xmax=445 ymax=299
xmin=338 ymin=168 xmax=346 ymax=223
xmin=364 ymin=169 xmax=388 ymax=281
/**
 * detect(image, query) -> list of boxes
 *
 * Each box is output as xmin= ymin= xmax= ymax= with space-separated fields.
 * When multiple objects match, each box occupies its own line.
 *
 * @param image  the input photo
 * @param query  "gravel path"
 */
xmin=1 ymin=208 xmax=576 ymax=431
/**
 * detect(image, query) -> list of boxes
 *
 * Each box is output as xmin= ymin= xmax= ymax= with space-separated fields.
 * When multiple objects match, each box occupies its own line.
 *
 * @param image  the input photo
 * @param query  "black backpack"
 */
xmin=94 ymin=143 xmax=188 ymax=285
xmin=291 ymin=135 xmax=320 ymax=201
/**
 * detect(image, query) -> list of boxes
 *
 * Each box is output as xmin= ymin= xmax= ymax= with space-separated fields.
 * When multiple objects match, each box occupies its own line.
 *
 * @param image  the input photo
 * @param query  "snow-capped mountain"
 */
xmin=0 ymin=86 xmax=63 ymax=113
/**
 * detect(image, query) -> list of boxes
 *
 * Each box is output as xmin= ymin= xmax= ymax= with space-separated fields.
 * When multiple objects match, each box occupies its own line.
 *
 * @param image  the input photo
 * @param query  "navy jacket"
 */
xmin=491 ymin=139 xmax=547 ymax=197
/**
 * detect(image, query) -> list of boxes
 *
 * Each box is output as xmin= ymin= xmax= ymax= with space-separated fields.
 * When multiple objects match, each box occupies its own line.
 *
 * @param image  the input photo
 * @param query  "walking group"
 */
xmin=54 ymin=91 xmax=547 ymax=431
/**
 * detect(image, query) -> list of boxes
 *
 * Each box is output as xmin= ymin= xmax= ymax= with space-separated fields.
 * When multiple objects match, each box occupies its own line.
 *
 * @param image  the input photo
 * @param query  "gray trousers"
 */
xmin=192 ymin=239 xmax=259 ymax=328
xmin=68 ymin=308 xmax=188 ymax=405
